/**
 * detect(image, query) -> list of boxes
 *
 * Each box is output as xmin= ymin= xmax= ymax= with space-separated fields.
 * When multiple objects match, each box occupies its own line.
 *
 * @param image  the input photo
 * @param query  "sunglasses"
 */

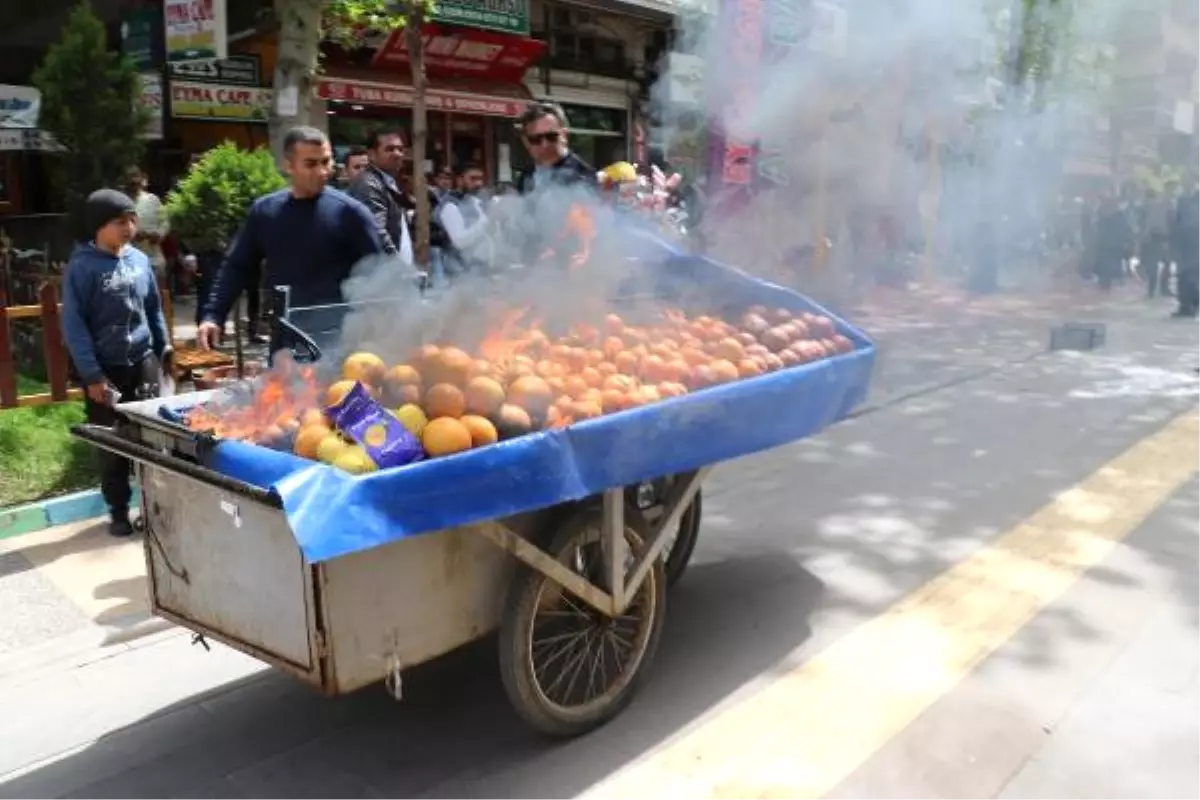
xmin=525 ymin=130 xmax=561 ymax=146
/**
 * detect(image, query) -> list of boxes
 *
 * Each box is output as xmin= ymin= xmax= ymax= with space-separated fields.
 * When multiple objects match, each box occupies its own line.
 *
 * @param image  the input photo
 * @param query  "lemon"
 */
xmin=316 ymin=432 xmax=352 ymax=464
xmin=392 ymin=403 xmax=428 ymax=437
xmin=333 ymin=445 xmax=378 ymax=475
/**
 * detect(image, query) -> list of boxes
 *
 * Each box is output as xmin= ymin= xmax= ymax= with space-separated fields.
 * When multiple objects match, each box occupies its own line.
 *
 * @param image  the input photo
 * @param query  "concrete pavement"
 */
xmin=0 ymin=290 xmax=1194 ymax=798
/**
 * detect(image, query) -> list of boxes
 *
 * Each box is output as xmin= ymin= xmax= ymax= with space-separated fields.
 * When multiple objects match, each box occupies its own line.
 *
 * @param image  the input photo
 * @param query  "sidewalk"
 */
xmin=0 ymin=518 xmax=168 ymax=681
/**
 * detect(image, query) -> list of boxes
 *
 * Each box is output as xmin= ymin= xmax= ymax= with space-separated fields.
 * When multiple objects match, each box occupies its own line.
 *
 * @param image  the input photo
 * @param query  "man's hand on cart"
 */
xmin=196 ymin=320 xmax=222 ymax=351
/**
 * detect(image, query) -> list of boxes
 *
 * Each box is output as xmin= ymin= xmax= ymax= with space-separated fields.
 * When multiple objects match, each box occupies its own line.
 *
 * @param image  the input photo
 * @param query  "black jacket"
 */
xmin=515 ymin=152 xmax=598 ymax=195
xmin=347 ymin=164 xmax=410 ymax=260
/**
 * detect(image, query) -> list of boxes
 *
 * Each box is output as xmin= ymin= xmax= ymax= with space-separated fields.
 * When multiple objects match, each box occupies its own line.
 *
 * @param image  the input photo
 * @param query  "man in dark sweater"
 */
xmin=61 ymin=189 xmax=172 ymax=537
xmin=197 ymin=127 xmax=385 ymax=352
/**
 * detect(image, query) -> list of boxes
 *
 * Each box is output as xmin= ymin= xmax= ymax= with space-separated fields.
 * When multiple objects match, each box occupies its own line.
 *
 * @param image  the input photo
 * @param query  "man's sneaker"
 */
xmin=109 ymin=516 xmax=135 ymax=538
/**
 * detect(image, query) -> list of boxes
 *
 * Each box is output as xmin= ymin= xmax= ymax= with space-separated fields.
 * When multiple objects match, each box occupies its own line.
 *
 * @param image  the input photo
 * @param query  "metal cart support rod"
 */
xmin=476 ymin=467 xmax=710 ymax=617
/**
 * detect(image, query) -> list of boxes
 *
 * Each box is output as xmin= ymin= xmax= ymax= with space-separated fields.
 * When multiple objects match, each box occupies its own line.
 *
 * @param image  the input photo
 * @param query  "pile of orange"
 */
xmin=288 ymin=305 xmax=853 ymax=469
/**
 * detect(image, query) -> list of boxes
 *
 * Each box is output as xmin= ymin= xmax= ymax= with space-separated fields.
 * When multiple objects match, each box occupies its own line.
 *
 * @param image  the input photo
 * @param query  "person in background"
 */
xmin=61 ymin=189 xmax=172 ymax=538
xmin=196 ymin=127 xmax=384 ymax=353
xmin=1170 ymin=177 xmax=1198 ymax=318
xmin=346 ymin=129 xmax=414 ymax=266
xmin=1139 ymin=187 xmax=1172 ymax=298
xmin=515 ymin=101 xmax=597 ymax=195
xmin=122 ymin=166 xmax=169 ymax=288
xmin=438 ymin=162 xmax=492 ymax=276
xmin=342 ymin=146 xmax=369 ymax=187
xmin=1093 ymin=195 xmax=1134 ymax=292
xmin=433 ymin=166 xmax=454 ymax=200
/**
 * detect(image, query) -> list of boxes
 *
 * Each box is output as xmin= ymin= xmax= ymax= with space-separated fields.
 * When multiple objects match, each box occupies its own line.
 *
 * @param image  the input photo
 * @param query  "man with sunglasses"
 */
xmin=514 ymin=102 xmax=597 ymax=195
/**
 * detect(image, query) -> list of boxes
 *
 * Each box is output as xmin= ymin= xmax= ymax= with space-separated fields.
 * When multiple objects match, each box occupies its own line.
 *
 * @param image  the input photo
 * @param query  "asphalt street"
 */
xmin=0 ymin=296 xmax=1195 ymax=798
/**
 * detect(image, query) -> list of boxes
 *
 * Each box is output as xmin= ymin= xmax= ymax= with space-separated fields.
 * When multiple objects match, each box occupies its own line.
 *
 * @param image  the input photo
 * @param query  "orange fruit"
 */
xmin=641 ymin=354 xmax=667 ymax=382
xmin=293 ymin=423 xmax=332 ymax=460
xmin=761 ymin=327 xmax=791 ymax=353
xmin=657 ymin=382 xmax=688 ymax=399
xmin=713 ymin=337 xmax=745 ymax=362
xmin=639 ymin=385 xmax=662 ymax=404
xmin=603 ymin=336 xmax=625 ymax=360
xmin=569 ymin=399 xmax=603 ymax=420
xmin=493 ymin=404 xmax=533 ymax=438
xmin=525 ymin=329 xmax=549 ymax=354
xmin=535 ymin=359 xmax=559 ymax=378
xmin=464 ymin=376 xmax=506 ymax=417
xmin=342 ymin=352 xmax=387 ymax=386
xmin=603 ymin=374 xmax=636 ymax=392
xmin=566 ymin=348 xmax=588 ymax=372
xmin=554 ymin=395 xmax=574 ymax=416
xmin=393 ymin=384 xmax=421 ymax=405
xmin=736 ymin=331 xmax=758 ymax=347
xmin=299 ymin=408 xmax=327 ymax=428
xmin=763 ymin=353 xmax=785 ymax=371
xmin=580 ymin=366 xmax=602 ymax=388
xmin=324 ymin=379 xmax=357 ymax=407
xmin=710 ymin=359 xmax=739 ymax=383
xmin=382 ymin=364 xmax=423 ymax=405
xmin=425 ymin=347 xmax=475 ymax=387
xmin=689 ymin=364 xmax=715 ymax=389
xmin=614 ymin=351 xmax=639 ymax=375
xmin=597 ymin=361 xmax=618 ymax=378
xmin=563 ymin=374 xmax=589 ymax=399
xmin=460 ymin=414 xmax=499 ymax=447
xmin=425 ymin=383 xmax=466 ymax=419
xmin=410 ymin=344 xmax=441 ymax=373
xmin=664 ymin=359 xmax=691 ymax=384
xmin=508 ymin=375 xmax=554 ymax=417
xmin=604 ymin=313 xmax=625 ymax=335
xmin=738 ymin=359 xmax=764 ymax=378
xmin=600 ymin=388 xmax=627 ymax=413
xmin=422 ymin=417 xmax=473 ymax=457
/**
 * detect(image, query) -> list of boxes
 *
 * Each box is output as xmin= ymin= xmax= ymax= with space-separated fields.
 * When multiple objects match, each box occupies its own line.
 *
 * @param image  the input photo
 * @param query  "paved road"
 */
xmin=0 ymin=295 xmax=1195 ymax=798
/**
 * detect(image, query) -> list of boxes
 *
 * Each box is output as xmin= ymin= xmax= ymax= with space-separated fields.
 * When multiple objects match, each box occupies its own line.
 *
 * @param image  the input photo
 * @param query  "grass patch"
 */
xmin=0 ymin=402 xmax=98 ymax=508
xmin=17 ymin=372 xmax=50 ymax=396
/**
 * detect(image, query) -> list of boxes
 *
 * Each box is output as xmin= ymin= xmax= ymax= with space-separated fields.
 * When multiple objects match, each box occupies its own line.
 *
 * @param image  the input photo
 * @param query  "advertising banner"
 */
xmin=164 ymin=0 xmax=227 ymax=64
xmin=0 ymin=85 xmax=41 ymax=129
xmin=170 ymin=81 xmax=270 ymax=122
xmin=140 ymin=73 xmax=165 ymax=139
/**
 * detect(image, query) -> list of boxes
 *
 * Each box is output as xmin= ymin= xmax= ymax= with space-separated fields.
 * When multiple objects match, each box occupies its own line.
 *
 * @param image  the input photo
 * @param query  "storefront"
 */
xmin=166 ymin=51 xmax=272 ymax=157
xmin=321 ymin=20 xmax=545 ymax=186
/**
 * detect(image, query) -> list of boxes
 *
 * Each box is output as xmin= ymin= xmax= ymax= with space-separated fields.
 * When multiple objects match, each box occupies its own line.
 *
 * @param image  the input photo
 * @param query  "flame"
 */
xmin=478 ymin=306 xmax=533 ymax=366
xmin=186 ymin=359 xmax=320 ymax=443
xmin=562 ymin=204 xmax=597 ymax=269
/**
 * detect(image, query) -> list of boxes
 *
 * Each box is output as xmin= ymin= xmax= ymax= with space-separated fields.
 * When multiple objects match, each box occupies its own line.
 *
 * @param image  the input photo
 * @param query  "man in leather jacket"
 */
xmin=347 ymin=129 xmax=414 ymax=266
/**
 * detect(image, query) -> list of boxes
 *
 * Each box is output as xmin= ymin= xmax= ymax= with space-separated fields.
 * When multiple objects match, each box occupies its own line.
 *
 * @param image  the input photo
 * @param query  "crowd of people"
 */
xmin=1074 ymin=179 xmax=1200 ymax=317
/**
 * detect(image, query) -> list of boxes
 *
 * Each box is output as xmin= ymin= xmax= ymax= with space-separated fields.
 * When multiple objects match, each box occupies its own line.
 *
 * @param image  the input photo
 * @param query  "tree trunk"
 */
xmin=406 ymin=7 xmax=430 ymax=270
xmin=269 ymin=0 xmax=323 ymax=161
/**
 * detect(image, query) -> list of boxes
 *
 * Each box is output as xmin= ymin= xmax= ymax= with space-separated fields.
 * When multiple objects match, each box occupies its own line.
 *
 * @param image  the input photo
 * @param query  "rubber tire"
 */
xmin=498 ymin=507 xmax=667 ymax=738
xmin=664 ymin=488 xmax=702 ymax=589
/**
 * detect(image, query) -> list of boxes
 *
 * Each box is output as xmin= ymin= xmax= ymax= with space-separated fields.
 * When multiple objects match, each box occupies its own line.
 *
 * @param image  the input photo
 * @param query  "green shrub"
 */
xmin=164 ymin=142 xmax=287 ymax=253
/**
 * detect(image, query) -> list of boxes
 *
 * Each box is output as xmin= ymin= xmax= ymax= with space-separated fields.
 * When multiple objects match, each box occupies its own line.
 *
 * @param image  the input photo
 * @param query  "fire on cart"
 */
xmin=72 ymin=227 xmax=876 ymax=737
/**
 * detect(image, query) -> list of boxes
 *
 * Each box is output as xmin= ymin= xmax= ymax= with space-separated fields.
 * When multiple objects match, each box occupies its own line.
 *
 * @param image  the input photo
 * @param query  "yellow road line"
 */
xmin=586 ymin=409 xmax=1200 ymax=800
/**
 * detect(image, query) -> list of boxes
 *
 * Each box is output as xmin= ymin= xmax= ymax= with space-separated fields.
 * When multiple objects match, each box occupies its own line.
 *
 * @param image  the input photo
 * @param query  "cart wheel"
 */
xmin=664 ymin=488 xmax=702 ymax=589
xmin=499 ymin=507 xmax=666 ymax=737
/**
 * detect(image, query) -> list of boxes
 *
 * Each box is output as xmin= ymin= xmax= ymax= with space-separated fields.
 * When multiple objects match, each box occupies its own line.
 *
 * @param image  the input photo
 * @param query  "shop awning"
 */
xmin=317 ymin=71 xmax=533 ymax=118
xmin=369 ymin=24 xmax=546 ymax=83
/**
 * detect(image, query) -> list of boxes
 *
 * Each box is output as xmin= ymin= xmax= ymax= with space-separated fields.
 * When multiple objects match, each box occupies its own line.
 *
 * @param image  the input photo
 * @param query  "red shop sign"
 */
xmin=371 ymin=24 xmax=545 ymax=82
xmin=316 ymin=78 xmax=525 ymax=117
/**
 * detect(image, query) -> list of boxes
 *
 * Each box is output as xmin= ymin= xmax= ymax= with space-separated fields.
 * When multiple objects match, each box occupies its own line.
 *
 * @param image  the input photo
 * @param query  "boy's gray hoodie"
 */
xmin=60 ymin=242 xmax=170 ymax=386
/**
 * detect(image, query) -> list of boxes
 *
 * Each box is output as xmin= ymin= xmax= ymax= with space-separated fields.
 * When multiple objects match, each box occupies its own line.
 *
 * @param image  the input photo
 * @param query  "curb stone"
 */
xmin=0 ymin=485 xmax=141 ymax=542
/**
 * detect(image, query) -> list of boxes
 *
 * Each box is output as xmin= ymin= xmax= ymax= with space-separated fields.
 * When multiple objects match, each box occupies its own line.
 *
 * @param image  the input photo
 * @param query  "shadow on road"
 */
xmin=0 ymin=554 xmax=821 ymax=799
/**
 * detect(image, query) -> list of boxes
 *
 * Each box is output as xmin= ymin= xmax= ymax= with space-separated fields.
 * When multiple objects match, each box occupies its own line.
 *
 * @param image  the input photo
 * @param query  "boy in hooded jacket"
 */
xmin=61 ymin=189 xmax=172 ymax=537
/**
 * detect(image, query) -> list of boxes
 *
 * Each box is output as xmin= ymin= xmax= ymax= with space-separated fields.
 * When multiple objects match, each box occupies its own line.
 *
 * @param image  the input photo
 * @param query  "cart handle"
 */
xmin=70 ymin=424 xmax=283 ymax=508
xmin=274 ymin=316 xmax=322 ymax=363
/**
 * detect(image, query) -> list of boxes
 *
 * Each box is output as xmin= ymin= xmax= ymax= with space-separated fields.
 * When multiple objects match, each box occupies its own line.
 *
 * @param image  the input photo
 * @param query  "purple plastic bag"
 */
xmin=326 ymin=382 xmax=424 ymax=469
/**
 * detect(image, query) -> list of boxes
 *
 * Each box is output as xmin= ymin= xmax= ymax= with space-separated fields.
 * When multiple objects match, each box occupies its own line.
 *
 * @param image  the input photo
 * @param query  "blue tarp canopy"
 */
xmin=204 ymin=234 xmax=877 ymax=562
